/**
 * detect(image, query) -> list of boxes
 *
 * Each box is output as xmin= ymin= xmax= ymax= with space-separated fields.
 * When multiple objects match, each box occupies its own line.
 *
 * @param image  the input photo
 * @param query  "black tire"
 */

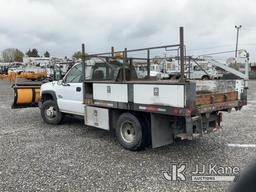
xmin=115 ymin=113 xmax=146 ymax=151
xmin=202 ymin=75 xmax=210 ymax=80
xmin=40 ymin=100 xmax=63 ymax=125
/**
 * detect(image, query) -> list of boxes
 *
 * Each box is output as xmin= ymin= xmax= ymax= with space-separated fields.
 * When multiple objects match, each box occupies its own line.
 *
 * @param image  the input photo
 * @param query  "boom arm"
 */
xmin=206 ymin=58 xmax=249 ymax=80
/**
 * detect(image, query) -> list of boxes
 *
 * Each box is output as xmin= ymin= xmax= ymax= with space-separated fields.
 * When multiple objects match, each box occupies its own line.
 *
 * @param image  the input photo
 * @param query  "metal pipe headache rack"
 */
xmin=80 ymin=27 xmax=186 ymax=82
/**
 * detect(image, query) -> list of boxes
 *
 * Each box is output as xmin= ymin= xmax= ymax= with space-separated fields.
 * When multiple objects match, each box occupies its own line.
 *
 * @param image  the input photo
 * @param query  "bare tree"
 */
xmin=2 ymin=48 xmax=24 ymax=62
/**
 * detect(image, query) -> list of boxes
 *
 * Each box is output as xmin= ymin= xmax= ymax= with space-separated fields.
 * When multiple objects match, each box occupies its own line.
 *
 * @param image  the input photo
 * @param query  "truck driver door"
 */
xmin=57 ymin=63 xmax=84 ymax=115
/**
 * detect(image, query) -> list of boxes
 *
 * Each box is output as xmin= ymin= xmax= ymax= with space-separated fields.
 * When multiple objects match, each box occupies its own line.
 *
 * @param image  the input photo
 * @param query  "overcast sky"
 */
xmin=0 ymin=0 xmax=256 ymax=61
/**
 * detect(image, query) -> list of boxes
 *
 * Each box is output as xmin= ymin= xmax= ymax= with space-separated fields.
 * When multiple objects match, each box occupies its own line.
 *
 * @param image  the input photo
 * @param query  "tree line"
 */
xmin=0 ymin=48 xmax=86 ymax=62
xmin=26 ymin=49 xmax=50 ymax=58
xmin=0 ymin=48 xmax=51 ymax=62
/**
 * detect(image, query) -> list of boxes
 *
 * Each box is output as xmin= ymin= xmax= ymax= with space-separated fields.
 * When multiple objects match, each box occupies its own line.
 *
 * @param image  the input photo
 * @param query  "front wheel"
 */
xmin=40 ymin=100 xmax=63 ymax=125
xmin=115 ymin=113 xmax=146 ymax=151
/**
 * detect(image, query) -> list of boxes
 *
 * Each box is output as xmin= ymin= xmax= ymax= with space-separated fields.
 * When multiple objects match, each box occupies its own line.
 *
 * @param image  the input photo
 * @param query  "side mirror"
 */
xmin=62 ymin=82 xmax=70 ymax=86
xmin=54 ymin=69 xmax=62 ymax=81
xmin=61 ymin=79 xmax=70 ymax=86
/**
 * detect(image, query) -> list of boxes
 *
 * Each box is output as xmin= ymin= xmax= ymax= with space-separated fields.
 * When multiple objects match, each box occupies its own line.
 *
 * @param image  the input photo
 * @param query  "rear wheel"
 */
xmin=115 ymin=113 xmax=146 ymax=151
xmin=41 ymin=100 xmax=63 ymax=125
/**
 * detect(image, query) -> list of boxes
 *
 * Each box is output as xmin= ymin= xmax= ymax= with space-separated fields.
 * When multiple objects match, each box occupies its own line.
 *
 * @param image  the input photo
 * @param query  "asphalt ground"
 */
xmin=0 ymin=79 xmax=256 ymax=192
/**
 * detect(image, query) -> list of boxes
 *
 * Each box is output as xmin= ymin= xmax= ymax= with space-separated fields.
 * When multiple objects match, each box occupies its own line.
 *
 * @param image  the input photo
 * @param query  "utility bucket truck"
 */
xmin=11 ymin=27 xmax=248 ymax=151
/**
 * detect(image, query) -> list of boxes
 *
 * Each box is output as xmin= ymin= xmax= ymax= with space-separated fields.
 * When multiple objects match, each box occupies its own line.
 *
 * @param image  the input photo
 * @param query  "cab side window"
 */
xmin=92 ymin=63 xmax=114 ymax=80
xmin=65 ymin=64 xmax=83 ymax=83
xmin=194 ymin=66 xmax=200 ymax=71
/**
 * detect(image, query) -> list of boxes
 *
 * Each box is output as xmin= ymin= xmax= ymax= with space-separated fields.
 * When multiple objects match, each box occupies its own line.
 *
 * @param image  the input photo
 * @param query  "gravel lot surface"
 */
xmin=0 ymin=79 xmax=256 ymax=192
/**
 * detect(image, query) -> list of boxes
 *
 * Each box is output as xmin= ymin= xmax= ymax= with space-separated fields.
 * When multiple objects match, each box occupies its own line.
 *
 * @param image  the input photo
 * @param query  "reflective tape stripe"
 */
xmin=94 ymin=101 xmax=114 ymax=107
xmin=139 ymin=106 xmax=166 ymax=112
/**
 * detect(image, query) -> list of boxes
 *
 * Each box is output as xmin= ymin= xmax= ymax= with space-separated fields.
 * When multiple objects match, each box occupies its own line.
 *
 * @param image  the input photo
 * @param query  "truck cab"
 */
xmin=150 ymin=64 xmax=169 ymax=79
xmin=39 ymin=58 xmax=138 ymax=124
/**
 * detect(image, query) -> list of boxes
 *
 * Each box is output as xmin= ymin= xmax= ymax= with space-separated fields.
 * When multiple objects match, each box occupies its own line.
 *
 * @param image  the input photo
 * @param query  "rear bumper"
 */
xmin=197 ymin=101 xmax=239 ymax=113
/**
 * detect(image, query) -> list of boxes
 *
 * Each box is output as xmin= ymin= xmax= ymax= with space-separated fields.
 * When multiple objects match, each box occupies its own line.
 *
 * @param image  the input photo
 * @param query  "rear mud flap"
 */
xmin=150 ymin=113 xmax=174 ymax=148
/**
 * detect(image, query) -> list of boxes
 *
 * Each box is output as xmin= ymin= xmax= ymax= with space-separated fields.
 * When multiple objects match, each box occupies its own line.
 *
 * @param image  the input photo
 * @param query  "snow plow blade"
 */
xmin=12 ymin=82 xmax=41 ymax=109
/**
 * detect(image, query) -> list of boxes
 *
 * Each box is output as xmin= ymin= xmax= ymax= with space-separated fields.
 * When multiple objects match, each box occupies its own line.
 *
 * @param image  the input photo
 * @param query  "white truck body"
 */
xmin=11 ymin=28 xmax=249 ymax=151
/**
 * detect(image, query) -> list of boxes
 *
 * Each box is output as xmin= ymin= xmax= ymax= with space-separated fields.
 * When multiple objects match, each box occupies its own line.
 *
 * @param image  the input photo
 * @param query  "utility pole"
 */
xmin=235 ymin=25 xmax=242 ymax=58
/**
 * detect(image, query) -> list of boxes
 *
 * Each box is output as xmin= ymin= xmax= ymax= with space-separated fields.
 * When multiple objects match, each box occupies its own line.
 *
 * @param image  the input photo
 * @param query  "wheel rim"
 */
xmin=120 ymin=121 xmax=136 ymax=143
xmin=45 ymin=106 xmax=57 ymax=120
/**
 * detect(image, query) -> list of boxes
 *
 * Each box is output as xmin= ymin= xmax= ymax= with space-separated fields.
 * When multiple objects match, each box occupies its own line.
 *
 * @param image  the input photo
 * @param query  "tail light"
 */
xmin=174 ymin=108 xmax=181 ymax=114
xmin=186 ymin=108 xmax=193 ymax=115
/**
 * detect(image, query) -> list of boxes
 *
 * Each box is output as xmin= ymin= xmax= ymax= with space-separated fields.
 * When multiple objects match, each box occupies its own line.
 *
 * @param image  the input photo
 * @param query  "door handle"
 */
xmin=76 ymin=87 xmax=81 ymax=92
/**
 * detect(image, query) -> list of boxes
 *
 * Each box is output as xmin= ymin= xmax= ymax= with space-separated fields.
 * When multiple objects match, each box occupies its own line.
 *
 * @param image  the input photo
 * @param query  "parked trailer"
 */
xmin=11 ymin=27 xmax=248 ymax=150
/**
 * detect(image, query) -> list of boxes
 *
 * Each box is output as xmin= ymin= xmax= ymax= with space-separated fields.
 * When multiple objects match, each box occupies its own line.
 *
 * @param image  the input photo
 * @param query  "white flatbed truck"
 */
xmin=12 ymin=28 xmax=248 ymax=151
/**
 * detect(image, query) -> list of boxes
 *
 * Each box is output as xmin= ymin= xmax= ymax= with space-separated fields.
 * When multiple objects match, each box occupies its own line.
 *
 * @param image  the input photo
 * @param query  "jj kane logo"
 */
xmin=163 ymin=163 xmax=240 ymax=182
xmin=163 ymin=163 xmax=187 ymax=181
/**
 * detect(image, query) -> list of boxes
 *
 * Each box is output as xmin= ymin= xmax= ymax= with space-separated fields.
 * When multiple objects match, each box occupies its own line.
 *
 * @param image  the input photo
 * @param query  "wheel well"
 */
xmin=110 ymin=110 xmax=148 ymax=128
xmin=41 ymin=93 xmax=54 ymax=103
xmin=110 ymin=110 xmax=151 ymax=142
xmin=202 ymin=75 xmax=210 ymax=79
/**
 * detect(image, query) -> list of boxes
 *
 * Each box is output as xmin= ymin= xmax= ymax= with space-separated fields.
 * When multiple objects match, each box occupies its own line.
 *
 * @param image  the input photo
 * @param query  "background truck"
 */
xmin=160 ymin=57 xmax=223 ymax=80
xmin=11 ymin=27 xmax=248 ymax=151
xmin=188 ymin=62 xmax=223 ymax=80
xmin=135 ymin=64 xmax=169 ymax=79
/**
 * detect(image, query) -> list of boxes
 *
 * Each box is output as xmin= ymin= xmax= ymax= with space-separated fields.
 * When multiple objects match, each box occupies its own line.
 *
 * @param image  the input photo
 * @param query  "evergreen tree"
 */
xmin=31 ymin=48 xmax=39 ymax=57
xmin=26 ymin=49 xmax=32 ymax=57
xmin=44 ymin=51 xmax=50 ymax=57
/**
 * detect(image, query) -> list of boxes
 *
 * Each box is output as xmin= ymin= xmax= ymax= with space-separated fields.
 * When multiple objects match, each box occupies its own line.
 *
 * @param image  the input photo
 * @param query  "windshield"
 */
xmin=64 ymin=63 xmax=83 ymax=83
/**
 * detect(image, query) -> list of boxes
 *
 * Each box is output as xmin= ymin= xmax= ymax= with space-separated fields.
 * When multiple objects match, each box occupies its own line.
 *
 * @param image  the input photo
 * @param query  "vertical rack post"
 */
xmin=129 ymin=58 xmax=133 ymax=80
xmin=147 ymin=49 xmax=150 ymax=79
xmin=82 ymin=43 xmax=86 ymax=103
xmin=188 ymin=56 xmax=191 ymax=79
xmin=180 ymin=27 xmax=185 ymax=82
xmin=111 ymin=46 xmax=114 ymax=58
xmin=82 ymin=43 xmax=86 ymax=80
xmin=123 ymin=48 xmax=127 ymax=81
